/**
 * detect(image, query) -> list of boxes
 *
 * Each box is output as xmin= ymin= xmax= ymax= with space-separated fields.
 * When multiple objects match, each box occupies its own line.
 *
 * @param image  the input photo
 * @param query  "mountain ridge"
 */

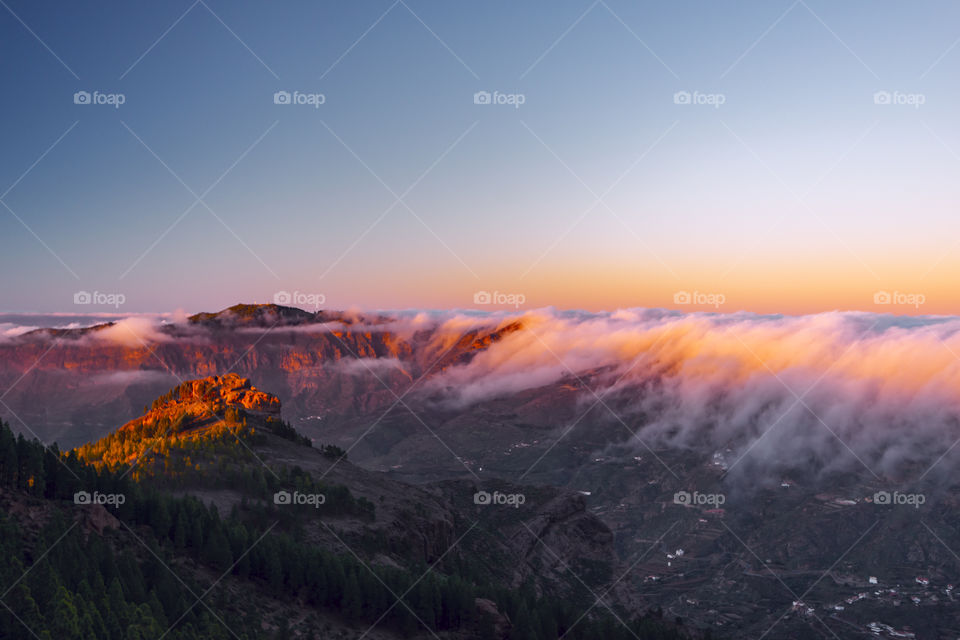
xmin=41 ymin=372 xmax=681 ymax=638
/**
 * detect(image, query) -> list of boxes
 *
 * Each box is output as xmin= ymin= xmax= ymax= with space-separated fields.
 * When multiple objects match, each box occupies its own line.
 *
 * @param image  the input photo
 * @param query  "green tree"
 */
xmin=49 ymin=586 xmax=81 ymax=639
xmin=341 ymin=571 xmax=363 ymax=621
xmin=125 ymin=603 xmax=163 ymax=640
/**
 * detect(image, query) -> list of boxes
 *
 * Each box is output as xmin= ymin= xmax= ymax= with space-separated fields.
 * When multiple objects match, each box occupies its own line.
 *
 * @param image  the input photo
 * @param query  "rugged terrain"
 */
xmin=73 ymin=373 xmax=638 ymax=607
xmin=3 ymin=304 xmax=960 ymax=637
xmin=0 ymin=371 xmax=687 ymax=639
xmin=0 ymin=304 xmax=521 ymax=449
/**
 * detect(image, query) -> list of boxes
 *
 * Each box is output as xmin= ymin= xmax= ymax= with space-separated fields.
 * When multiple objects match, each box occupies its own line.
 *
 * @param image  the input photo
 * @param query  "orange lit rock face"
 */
xmin=163 ymin=373 xmax=280 ymax=416
xmin=0 ymin=308 xmax=523 ymax=448
xmin=77 ymin=373 xmax=285 ymax=472
xmin=117 ymin=373 xmax=280 ymax=439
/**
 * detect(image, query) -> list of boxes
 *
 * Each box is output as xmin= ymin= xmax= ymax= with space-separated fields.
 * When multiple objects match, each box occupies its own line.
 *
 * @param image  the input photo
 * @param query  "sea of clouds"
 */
xmin=6 ymin=307 xmax=960 ymax=481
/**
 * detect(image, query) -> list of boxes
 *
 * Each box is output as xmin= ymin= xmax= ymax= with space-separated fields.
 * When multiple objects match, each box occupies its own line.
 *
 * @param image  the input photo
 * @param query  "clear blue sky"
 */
xmin=2 ymin=1 xmax=958 ymax=314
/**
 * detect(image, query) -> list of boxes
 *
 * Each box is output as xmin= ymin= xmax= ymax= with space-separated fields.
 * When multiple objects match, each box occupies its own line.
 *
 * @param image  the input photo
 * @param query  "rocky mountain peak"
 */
xmin=187 ymin=303 xmax=320 ymax=328
xmin=147 ymin=373 xmax=281 ymax=418
xmin=76 ymin=374 xmax=287 ymax=473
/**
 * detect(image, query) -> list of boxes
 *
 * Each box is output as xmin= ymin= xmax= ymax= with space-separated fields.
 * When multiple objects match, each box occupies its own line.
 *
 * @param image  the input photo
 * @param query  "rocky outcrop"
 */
xmin=475 ymin=598 xmax=511 ymax=639
xmin=79 ymin=503 xmax=120 ymax=535
xmin=163 ymin=373 xmax=281 ymax=416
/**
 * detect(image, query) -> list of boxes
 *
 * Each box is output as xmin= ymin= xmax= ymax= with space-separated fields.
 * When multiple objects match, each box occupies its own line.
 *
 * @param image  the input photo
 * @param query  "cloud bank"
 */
xmin=420 ymin=308 xmax=960 ymax=481
xmin=7 ymin=307 xmax=960 ymax=481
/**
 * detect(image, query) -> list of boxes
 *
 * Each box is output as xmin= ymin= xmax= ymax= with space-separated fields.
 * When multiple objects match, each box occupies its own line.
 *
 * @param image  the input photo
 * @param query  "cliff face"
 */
xmin=144 ymin=373 xmax=281 ymax=418
xmin=0 ymin=305 xmax=522 ymax=448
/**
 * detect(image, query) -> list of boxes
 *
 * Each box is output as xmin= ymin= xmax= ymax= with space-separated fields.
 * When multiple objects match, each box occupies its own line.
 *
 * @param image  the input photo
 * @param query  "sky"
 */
xmin=0 ymin=0 xmax=958 ymax=315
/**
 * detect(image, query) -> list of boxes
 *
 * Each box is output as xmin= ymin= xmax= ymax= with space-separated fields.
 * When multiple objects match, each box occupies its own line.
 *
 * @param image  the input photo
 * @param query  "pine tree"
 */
xmin=512 ymin=601 xmax=538 ymax=640
xmin=202 ymin=527 xmax=233 ymax=572
xmin=49 ymin=585 xmax=81 ymax=639
xmin=125 ymin=603 xmax=162 ymax=640
xmin=6 ymin=583 xmax=43 ymax=636
xmin=173 ymin=509 xmax=188 ymax=548
xmin=0 ymin=423 xmax=18 ymax=486
xmin=341 ymin=571 xmax=363 ymax=621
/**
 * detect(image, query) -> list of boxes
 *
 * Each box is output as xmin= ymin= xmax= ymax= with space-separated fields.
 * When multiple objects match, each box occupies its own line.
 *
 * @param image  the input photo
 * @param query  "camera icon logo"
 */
xmin=274 ymin=291 xmax=292 ymax=305
xmin=673 ymin=91 xmax=691 ymax=105
xmin=74 ymin=491 xmax=92 ymax=505
xmin=273 ymin=490 xmax=292 ymax=505
xmin=473 ymin=490 xmax=492 ymax=505
xmin=873 ymin=291 xmax=891 ymax=305
xmin=673 ymin=491 xmax=691 ymax=505
xmin=474 ymin=91 xmax=491 ymax=105
xmin=673 ymin=291 xmax=691 ymax=304
xmin=74 ymin=91 xmax=91 ymax=105
xmin=474 ymin=291 xmax=492 ymax=305
xmin=74 ymin=291 xmax=92 ymax=305
xmin=274 ymin=91 xmax=291 ymax=105
xmin=873 ymin=91 xmax=891 ymax=105
xmin=873 ymin=491 xmax=891 ymax=505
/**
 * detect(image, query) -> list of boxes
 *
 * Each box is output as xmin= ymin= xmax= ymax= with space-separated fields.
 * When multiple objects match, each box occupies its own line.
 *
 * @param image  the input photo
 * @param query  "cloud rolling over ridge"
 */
xmin=422 ymin=309 xmax=960 ymax=481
